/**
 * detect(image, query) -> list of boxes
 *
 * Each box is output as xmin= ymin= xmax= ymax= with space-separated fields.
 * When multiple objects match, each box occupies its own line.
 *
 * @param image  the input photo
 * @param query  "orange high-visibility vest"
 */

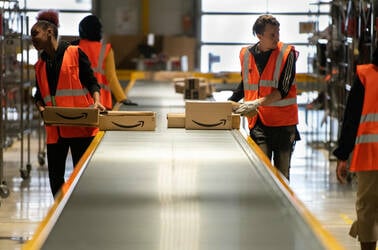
xmin=79 ymin=39 xmax=112 ymax=109
xmin=35 ymin=46 xmax=99 ymax=144
xmin=240 ymin=42 xmax=298 ymax=129
xmin=350 ymin=64 xmax=378 ymax=171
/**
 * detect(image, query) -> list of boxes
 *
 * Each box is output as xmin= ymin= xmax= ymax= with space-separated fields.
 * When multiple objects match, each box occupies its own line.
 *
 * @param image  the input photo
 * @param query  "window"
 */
xmin=20 ymin=0 xmax=92 ymax=36
xmin=19 ymin=0 xmax=91 ymax=10
xmin=26 ymin=12 xmax=92 ymax=36
xmin=17 ymin=0 xmax=92 ymax=64
xmin=200 ymin=0 xmax=330 ymax=73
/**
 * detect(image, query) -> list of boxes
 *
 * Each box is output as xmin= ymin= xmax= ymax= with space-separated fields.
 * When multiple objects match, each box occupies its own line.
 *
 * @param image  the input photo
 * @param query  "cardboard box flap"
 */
xmin=101 ymin=111 xmax=155 ymax=116
xmin=185 ymin=101 xmax=233 ymax=130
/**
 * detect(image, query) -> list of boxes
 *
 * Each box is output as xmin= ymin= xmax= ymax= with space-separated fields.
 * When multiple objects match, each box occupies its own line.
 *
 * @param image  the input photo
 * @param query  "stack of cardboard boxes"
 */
xmin=184 ymin=77 xmax=203 ymax=100
xmin=174 ymin=77 xmax=214 ymax=100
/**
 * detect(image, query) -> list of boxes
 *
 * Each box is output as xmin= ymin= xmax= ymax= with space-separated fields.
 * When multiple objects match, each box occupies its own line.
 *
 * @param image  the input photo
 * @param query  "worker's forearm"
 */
xmin=257 ymin=89 xmax=282 ymax=106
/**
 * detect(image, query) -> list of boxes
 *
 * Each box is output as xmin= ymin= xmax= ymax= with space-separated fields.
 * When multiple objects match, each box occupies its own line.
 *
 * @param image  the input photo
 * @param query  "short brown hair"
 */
xmin=252 ymin=14 xmax=280 ymax=36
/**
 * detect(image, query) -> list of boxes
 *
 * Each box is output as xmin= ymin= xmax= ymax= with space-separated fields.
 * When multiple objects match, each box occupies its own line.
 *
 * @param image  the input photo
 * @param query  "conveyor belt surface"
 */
xmin=26 ymin=81 xmax=343 ymax=250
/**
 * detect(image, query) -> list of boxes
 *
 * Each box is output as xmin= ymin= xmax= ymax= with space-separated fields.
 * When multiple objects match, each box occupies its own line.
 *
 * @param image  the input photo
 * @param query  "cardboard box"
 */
xmin=167 ymin=112 xmax=240 ymax=129
xmin=185 ymin=85 xmax=208 ymax=100
xmin=167 ymin=113 xmax=185 ymax=128
xmin=174 ymin=80 xmax=185 ymax=94
xmin=185 ymin=101 xmax=233 ymax=130
xmin=231 ymin=113 xmax=241 ymax=129
xmin=174 ymin=77 xmax=213 ymax=100
xmin=99 ymin=111 xmax=156 ymax=131
xmin=184 ymin=77 xmax=200 ymax=89
xmin=43 ymin=106 xmax=99 ymax=126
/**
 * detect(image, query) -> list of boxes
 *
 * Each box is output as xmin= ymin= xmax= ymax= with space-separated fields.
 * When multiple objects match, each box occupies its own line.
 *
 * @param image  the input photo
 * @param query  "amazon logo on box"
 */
xmin=43 ymin=106 xmax=99 ymax=126
xmin=99 ymin=111 xmax=156 ymax=131
xmin=185 ymin=101 xmax=233 ymax=130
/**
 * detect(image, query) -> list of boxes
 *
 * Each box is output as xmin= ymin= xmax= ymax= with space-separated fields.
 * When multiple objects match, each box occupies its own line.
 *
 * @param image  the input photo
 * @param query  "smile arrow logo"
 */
xmin=56 ymin=112 xmax=88 ymax=120
xmin=111 ymin=120 xmax=145 ymax=128
xmin=191 ymin=119 xmax=227 ymax=127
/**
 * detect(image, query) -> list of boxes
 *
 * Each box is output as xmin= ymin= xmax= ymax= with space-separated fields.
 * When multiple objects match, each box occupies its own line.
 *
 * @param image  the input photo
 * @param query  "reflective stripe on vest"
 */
xmin=273 ymin=43 xmax=289 ymax=82
xmin=243 ymin=79 xmax=279 ymax=90
xmin=89 ymin=41 xmax=111 ymax=92
xmin=349 ymin=64 xmax=378 ymax=171
xmin=79 ymin=39 xmax=112 ymax=109
xmin=356 ymin=134 xmax=378 ymax=144
xmin=99 ymin=82 xmax=111 ymax=91
xmin=260 ymin=79 xmax=277 ymax=88
xmin=360 ymin=113 xmax=378 ymax=123
xmin=266 ymin=97 xmax=297 ymax=107
xmin=35 ymin=46 xmax=98 ymax=144
xmin=242 ymin=44 xmax=297 ymax=108
xmin=242 ymin=47 xmax=251 ymax=85
xmin=243 ymin=45 xmax=288 ymax=90
xmin=43 ymin=88 xmax=89 ymax=104
xmin=355 ymin=114 xmax=378 ymax=144
xmin=240 ymin=42 xmax=298 ymax=128
xmin=93 ymin=40 xmax=107 ymax=75
xmin=243 ymin=82 xmax=258 ymax=91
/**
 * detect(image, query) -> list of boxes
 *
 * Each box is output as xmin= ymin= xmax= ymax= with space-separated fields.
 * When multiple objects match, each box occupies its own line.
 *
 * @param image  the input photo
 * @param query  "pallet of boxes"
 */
xmin=173 ymin=77 xmax=214 ymax=100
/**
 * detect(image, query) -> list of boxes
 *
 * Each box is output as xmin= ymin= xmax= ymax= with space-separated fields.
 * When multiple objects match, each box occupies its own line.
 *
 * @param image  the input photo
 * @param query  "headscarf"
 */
xmin=79 ymin=15 xmax=102 ymax=41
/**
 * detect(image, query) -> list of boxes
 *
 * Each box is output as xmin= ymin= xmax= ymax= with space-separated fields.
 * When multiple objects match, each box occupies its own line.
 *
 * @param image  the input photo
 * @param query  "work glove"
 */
xmin=234 ymin=100 xmax=260 ymax=117
xmin=229 ymin=100 xmax=241 ymax=112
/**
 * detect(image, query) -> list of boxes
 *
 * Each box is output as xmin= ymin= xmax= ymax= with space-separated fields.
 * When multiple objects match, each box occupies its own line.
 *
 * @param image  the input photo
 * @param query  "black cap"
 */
xmin=79 ymin=15 xmax=102 ymax=41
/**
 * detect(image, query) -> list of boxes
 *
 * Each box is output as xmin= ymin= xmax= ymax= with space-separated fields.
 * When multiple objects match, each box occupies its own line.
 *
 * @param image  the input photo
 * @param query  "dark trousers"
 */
xmin=250 ymin=119 xmax=298 ymax=180
xmin=46 ymin=137 xmax=94 ymax=197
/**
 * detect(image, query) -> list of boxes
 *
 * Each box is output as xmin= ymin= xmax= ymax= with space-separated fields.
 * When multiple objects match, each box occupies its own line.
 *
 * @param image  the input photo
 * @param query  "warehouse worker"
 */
xmin=229 ymin=14 xmax=299 ymax=180
xmin=333 ymin=47 xmax=378 ymax=250
xmin=31 ymin=10 xmax=105 ymax=197
xmin=71 ymin=14 xmax=137 ymax=109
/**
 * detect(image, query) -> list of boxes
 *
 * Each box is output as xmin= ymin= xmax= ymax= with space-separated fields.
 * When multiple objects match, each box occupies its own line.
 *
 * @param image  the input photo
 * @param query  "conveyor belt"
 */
xmin=23 ymin=81 xmax=344 ymax=250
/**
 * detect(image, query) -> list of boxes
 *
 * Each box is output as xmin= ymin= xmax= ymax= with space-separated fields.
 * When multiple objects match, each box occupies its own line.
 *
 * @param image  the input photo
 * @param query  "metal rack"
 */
xmin=0 ymin=0 xmax=33 ymax=203
xmin=303 ymin=1 xmax=338 ymax=157
xmin=326 ymin=0 xmax=375 ymax=150
xmin=305 ymin=0 xmax=375 ymax=161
